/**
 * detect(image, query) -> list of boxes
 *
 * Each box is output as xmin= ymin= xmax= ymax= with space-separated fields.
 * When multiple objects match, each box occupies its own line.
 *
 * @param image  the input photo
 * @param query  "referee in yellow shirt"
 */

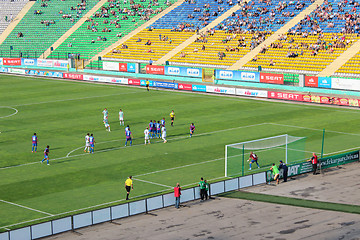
xmin=170 ymin=110 xmax=175 ymax=127
xmin=125 ymin=176 xmax=133 ymax=200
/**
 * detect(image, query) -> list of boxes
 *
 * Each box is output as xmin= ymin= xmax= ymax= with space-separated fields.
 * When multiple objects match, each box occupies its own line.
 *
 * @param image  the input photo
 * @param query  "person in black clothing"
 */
xmin=279 ymin=160 xmax=288 ymax=182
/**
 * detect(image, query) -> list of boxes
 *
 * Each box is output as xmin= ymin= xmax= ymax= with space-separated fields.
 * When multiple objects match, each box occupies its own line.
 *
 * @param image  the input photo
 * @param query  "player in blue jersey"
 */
xmin=125 ymin=125 xmax=129 ymax=133
xmin=41 ymin=145 xmax=50 ymax=165
xmin=125 ymin=127 xmax=133 ymax=146
xmin=32 ymin=133 xmax=38 ymax=153
xmin=156 ymin=121 xmax=161 ymax=138
xmin=161 ymin=117 xmax=165 ymax=126
xmin=152 ymin=120 xmax=157 ymax=138
xmin=190 ymin=123 xmax=195 ymax=138
xmin=149 ymin=120 xmax=154 ymax=139
xmin=89 ymin=134 xmax=95 ymax=153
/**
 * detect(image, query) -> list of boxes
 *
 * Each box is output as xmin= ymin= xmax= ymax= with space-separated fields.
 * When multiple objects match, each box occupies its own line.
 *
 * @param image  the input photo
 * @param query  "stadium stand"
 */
xmin=169 ymin=0 xmax=313 ymax=68
xmin=103 ymin=0 xmax=235 ymax=62
xmin=0 ymin=0 xmax=98 ymax=58
xmin=242 ymin=0 xmax=360 ymax=74
xmin=335 ymin=46 xmax=360 ymax=77
xmin=48 ymin=0 xmax=175 ymax=60
xmin=0 ymin=0 xmax=28 ymax=35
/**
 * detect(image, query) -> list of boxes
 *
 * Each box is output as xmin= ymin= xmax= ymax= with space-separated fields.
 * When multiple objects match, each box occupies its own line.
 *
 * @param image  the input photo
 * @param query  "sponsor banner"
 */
xmin=260 ymin=72 xmax=284 ymax=84
xmin=153 ymin=81 xmax=178 ymax=89
xmin=236 ymin=88 xmax=268 ymax=98
xmin=140 ymin=79 xmax=153 ymax=86
xmin=127 ymin=63 xmax=136 ymax=73
xmin=339 ymin=98 xmax=349 ymax=106
xmin=21 ymin=58 xmax=37 ymax=66
xmin=165 ymin=66 xmax=202 ymax=78
xmin=9 ymin=68 xmax=25 ymax=74
xmin=63 ymin=73 xmax=83 ymax=80
xmin=318 ymin=77 xmax=331 ymax=88
xmin=349 ymin=99 xmax=360 ymax=107
xmin=128 ymin=79 xmax=140 ymax=85
xmin=103 ymin=61 xmax=120 ymax=71
xmin=215 ymin=69 xmax=260 ymax=82
xmin=305 ymin=76 xmax=318 ymax=87
xmin=146 ymin=65 xmax=164 ymax=75
xmin=192 ymin=84 xmax=206 ymax=92
xmin=112 ymin=77 xmax=128 ymax=84
xmin=0 ymin=58 xmax=3 ymax=65
xmin=178 ymin=83 xmax=192 ymax=91
xmin=206 ymin=86 xmax=235 ymax=95
xmin=0 ymin=67 xmax=8 ymax=72
xmin=268 ymin=91 xmax=303 ymax=101
xmin=266 ymin=161 xmax=313 ymax=182
xmin=53 ymin=60 xmax=68 ymax=68
xmin=332 ymin=78 xmax=360 ymax=91
xmin=3 ymin=58 xmax=21 ymax=66
xmin=37 ymin=59 xmax=53 ymax=68
xmin=119 ymin=63 xmax=127 ymax=72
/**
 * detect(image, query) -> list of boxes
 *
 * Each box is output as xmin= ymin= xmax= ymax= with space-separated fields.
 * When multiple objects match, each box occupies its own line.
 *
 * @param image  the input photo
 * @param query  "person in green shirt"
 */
xmin=198 ymin=177 xmax=206 ymax=201
xmin=204 ymin=179 xmax=209 ymax=200
xmin=270 ymin=163 xmax=280 ymax=185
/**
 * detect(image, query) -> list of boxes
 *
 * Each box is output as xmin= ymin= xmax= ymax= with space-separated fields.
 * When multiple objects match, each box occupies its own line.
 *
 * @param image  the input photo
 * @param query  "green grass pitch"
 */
xmin=1 ymin=74 xmax=360 ymax=230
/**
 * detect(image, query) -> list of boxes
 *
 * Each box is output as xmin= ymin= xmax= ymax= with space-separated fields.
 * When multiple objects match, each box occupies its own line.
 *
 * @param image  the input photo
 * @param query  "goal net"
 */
xmin=225 ymin=134 xmax=306 ymax=177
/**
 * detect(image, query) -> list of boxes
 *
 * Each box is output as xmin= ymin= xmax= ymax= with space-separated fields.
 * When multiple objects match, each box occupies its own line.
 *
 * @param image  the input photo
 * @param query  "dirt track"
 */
xmin=45 ymin=162 xmax=360 ymax=240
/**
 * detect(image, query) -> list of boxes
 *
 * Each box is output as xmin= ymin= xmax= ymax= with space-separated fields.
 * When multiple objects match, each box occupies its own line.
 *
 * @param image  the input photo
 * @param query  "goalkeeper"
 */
xmin=247 ymin=152 xmax=260 ymax=170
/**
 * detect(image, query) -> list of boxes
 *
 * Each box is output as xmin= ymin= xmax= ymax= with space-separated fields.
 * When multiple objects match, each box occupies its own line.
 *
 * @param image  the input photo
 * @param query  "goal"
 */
xmin=225 ymin=134 xmax=306 ymax=177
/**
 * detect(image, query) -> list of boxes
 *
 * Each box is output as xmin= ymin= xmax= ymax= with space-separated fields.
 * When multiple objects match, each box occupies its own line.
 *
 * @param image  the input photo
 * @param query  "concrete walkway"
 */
xmin=0 ymin=1 xmax=35 ymax=46
xmin=228 ymin=0 xmax=324 ymax=70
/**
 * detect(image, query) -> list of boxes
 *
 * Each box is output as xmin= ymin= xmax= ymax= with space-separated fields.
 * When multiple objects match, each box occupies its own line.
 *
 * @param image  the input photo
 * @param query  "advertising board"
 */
xmin=153 ymin=81 xmax=178 ymax=89
xmin=0 ymin=58 xmax=3 ymax=65
xmin=260 ymin=73 xmax=284 ymax=84
xmin=21 ymin=58 xmax=37 ymax=66
xmin=192 ymin=84 xmax=206 ymax=92
xmin=146 ymin=65 xmax=164 ymax=75
xmin=332 ymin=77 xmax=360 ymax=91
xmin=318 ymin=77 xmax=331 ymax=88
xmin=215 ymin=69 xmax=259 ymax=82
xmin=178 ymin=83 xmax=192 ymax=91
xmin=53 ymin=60 xmax=68 ymax=68
xmin=119 ymin=63 xmax=127 ymax=72
xmin=304 ymin=76 xmax=318 ymax=87
xmin=9 ymin=68 xmax=25 ymax=74
xmin=236 ymin=88 xmax=268 ymax=98
xmin=140 ymin=79 xmax=153 ymax=86
xmin=63 ymin=73 xmax=83 ymax=80
xmin=3 ymin=58 xmax=21 ymax=66
xmin=103 ymin=61 xmax=120 ymax=71
xmin=127 ymin=63 xmax=136 ymax=73
xmin=206 ymin=86 xmax=235 ymax=95
xmin=165 ymin=66 xmax=202 ymax=78
xmin=37 ymin=59 xmax=53 ymax=68
xmin=128 ymin=79 xmax=140 ymax=85
xmin=268 ymin=91 xmax=303 ymax=101
xmin=0 ymin=67 xmax=8 ymax=72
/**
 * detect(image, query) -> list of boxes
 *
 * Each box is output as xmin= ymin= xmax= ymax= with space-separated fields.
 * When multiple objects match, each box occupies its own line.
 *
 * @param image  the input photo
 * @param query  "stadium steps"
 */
xmin=89 ymin=0 xmax=185 ymax=63
xmin=40 ymin=0 xmax=108 ymax=59
xmin=318 ymin=39 xmax=360 ymax=77
xmin=227 ymin=0 xmax=324 ymax=70
xmin=0 ymin=1 xmax=35 ymax=45
xmin=155 ymin=4 xmax=241 ymax=65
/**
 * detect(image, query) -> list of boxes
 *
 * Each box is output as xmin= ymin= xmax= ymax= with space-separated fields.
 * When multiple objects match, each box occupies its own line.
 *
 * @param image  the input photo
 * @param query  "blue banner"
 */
xmin=153 ymin=81 xmax=178 ymax=89
xmin=318 ymin=77 xmax=331 ymax=88
xmin=140 ymin=79 xmax=153 ymax=86
xmin=0 ymin=67 xmax=8 ymax=72
xmin=21 ymin=58 xmax=37 ymax=66
xmin=127 ymin=63 xmax=136 ymax=73
xmin=192 ymin=84 xmax=206 ymax=92
xmin=215 ymin=69 xmax=260 ymax=82
xmin=25 ymin=69 xmax=63 ymax=78
xmin=165 ymin=66 xmax=202 ymax=78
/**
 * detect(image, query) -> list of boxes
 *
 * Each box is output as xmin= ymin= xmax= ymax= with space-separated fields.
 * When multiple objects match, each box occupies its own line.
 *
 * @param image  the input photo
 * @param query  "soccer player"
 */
xmin=89 ymin=134 xmax=95 ymax=153
xmin=270 ymin=163 xmax=280 ymax=184
xmin=84 ymin=133 xmax=90 ymax=152
xmin=32 ymin=133 xmax=38 ymax=153
xmin=102 ymin=108 xmax=108 ymax=121
xmin=247 ymin=151 xmax=260 ymax=170
xmin=156 ymin=121 xmax=161 ymax=138
xmin=104 ymin=117 xmax=111 ymax=132
xmin=41 ymin=145 xmax=50 ymax=165
xmin=161 ymin=125 xmax=167 ymax=143
xmin=161 ymin=117 xmax=165 ymax=126
xmin=144 ymin=127 xmax=150 ymax=145
xmin=190 ymin=123 xmax=195 ymax=138
xmin=149 ymin=120 xmax=154 ymax=139
xmin=152 ymin=120 xmax=157 ymax=138
xmin=119 ymin=109 xmax=124 ymax=126
xmin=125 ymin=125 xmax=129 ymax=133
xmin=170 ymin=110 xmax=175 ymax=127
xmin=125 ymin=127 xmax=133 ymax=146
xmin=146 ymin=80 xmax=150 ymax=91
xmin=125 ymin=176 xmax=133 ymax=200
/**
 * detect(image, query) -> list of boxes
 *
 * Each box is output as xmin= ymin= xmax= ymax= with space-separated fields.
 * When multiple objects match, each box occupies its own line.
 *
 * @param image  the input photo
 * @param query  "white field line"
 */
xmin=10 ymin=92 xmax=139 ymax=107
xmin=0 ymin=199 xmax=54 ymax=216
xmin=0 ymin=106 xmax=18 ymax=118
xmin=133 ymin=178 xmax=172 ymax=188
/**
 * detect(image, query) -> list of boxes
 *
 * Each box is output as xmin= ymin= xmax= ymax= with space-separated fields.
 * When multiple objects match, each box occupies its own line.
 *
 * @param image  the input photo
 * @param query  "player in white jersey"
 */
xmin=144 ymin=127 xmax=150 ymax=145
xmin=84 ymin=133 xmax=90 ymax=152
xmin=119 ymin=109 xmax=124 ymax=126
xmin=104 ymin=116 xmax=111 ymax=132
xmin=161 ymin=126 xmax=167 ymax=143
xmin=102 ymin=108 xmax=108 ymax=120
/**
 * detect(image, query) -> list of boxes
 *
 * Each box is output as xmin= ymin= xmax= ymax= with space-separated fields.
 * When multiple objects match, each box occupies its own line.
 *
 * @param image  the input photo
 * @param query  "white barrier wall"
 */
xmin=31 ymin=222 xmax=52 ymax=239
xmin=52 ymin=217 xmax=71 ymax=234
xmin=0 ymin=232 xmax=9 ymax=240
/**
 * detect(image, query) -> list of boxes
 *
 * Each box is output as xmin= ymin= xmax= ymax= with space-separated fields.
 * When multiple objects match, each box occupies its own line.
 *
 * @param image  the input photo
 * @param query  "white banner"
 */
xmin=103 ymin=61 xmax=119 ymax=71
xmin=206 ymin=86 xmax=235 ymax=95
xmin=53 ymin=60 xmax=69 ymax=68
xmin=83 ymin=75 xmax=128 ymax=85
xmin=0 ymin=58 xmax=3 ymax=65
xmin=9 ymin=68 xmax=26 ymax=74
xmin=332 ymin=78 xmax=360 ymax=91
xmin=236 ymin=88 xmax=268 ymax=98
xmin=37 ymin=59 xmax=53 ymax=67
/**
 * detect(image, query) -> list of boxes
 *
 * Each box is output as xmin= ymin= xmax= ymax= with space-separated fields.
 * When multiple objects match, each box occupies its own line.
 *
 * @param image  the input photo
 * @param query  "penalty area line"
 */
xmin=133 ymin=178 xmax=172 ymax=188
xmin=0 ymin=199 xmax=54 ymax=216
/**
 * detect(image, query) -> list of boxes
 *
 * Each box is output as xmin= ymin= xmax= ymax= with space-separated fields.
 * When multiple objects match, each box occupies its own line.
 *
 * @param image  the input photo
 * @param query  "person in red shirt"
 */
xmin=308 ymin=152 xmax=318 ymax=175
xmin=174 ymin=183 xmax=181 ymax=209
